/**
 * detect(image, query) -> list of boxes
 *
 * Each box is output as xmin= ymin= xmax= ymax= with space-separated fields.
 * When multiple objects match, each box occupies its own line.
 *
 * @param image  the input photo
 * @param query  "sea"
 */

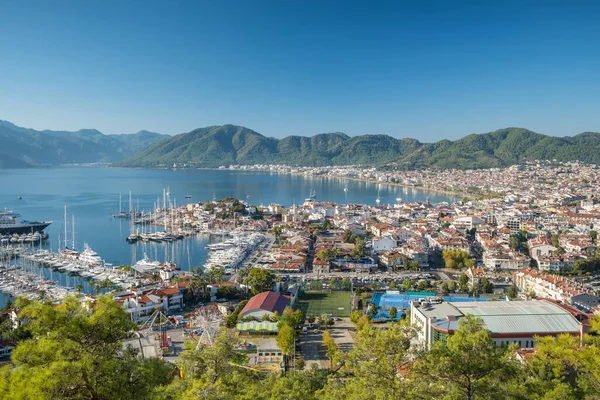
xmin=0 ymin=167 xmax=454 ymax=304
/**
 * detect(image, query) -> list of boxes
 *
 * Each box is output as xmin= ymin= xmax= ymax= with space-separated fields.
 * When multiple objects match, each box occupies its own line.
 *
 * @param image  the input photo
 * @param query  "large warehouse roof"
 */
xmin=451 ymin=300 xmax=581 ymax=334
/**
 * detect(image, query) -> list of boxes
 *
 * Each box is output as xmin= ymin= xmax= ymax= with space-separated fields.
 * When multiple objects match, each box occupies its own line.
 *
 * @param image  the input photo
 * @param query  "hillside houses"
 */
xmin=513 ymin=269 xmax=597 ymax=305
xmin=114 ymin=286 xmax=183 ymax=320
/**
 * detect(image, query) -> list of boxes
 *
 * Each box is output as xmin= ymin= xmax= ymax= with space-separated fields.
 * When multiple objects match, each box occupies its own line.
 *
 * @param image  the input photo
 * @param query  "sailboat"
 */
xmin=305 ymin=189 xmax=316 ymax=203
xmin=112 ymin=191 xmax=141 ymax=219
xmin=59 ymin=206 xmax=79 ymax=260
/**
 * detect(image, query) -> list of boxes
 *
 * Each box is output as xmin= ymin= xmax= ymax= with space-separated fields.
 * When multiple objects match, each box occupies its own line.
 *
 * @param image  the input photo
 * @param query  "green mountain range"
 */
xmin=0 ymin=120 xmax=167 ymax=168
xmin=117 ymin=125 xmax=600 ymax=169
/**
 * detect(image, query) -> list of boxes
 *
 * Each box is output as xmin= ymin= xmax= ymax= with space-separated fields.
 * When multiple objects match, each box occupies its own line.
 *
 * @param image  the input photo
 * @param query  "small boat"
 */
xmin=185 ymin=193 xmax=192 ymax=199
xmin=18 ymin=196 xmax=22 ymax=200
xmin=343 ymin=187 xmax=348 ymax=192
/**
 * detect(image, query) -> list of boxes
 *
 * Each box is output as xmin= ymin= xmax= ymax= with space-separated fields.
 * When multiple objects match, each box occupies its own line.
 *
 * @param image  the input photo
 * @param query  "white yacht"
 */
xmin=131 ymin=254 xmax=161 ymax=274
xmin=79 ymin=243 xmax=104 ymax=267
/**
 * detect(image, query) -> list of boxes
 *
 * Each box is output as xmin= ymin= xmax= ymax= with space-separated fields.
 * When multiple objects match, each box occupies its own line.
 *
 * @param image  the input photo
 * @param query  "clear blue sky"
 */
xmin=1 ymin=0 xmax=599 ymax=140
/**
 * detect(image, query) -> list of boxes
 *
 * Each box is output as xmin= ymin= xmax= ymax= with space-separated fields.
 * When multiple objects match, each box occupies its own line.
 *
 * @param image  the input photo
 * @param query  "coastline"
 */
xmin=208 ymin=167 xmax=474 ymax=202
xmin=112 ymin=164 xmax=476 ymax=202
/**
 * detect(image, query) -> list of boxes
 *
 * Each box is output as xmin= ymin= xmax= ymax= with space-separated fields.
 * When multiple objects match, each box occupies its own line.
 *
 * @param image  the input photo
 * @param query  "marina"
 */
xmin=0 ymin=167 xmax=450 ymax=305
xmin=204 ymin=232 xmax=267 ymax=271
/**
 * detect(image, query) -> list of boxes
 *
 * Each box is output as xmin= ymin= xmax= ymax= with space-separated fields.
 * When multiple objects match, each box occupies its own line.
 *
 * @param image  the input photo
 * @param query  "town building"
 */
xmin=114 ymin=286 xmax=183 ymax=320
xmin=411 ymin=299 xmax=583 ymax=350
xmin=513 ymin=269 xmax=591 ymax=304
xmin=239 ymin=291 xmax=291 ymax=320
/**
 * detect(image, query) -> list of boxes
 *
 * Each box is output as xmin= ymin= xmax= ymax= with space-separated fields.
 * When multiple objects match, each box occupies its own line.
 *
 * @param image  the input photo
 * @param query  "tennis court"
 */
xmin=297 ymin=290 xmax=351 ymax=317
xmin=373 ymin=292 xmax=502 ymax=309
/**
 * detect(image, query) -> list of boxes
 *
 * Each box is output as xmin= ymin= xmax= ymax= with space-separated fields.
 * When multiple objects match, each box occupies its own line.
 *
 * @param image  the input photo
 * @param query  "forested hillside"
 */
xmin=0 ymin=120 xmax=167 ymax=167
xmin=119 ymin=125 xmax=600 ymax=169
xmin=1 ymin=296 xmax=600 ymax=399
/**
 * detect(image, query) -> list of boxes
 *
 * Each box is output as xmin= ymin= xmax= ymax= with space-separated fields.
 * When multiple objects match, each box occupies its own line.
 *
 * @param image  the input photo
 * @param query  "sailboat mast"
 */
xmin=72 ymin=214 xmax=75 ymax=250
xmin=129 ymin=190 xmax=133 ymax=214
xmin=119 ymin=192 xmax=122 ymax=214
xmin=164 ymin=206 xmax=168 ymax=231
xmin=63 ymin=205 xmax=67 ymax=250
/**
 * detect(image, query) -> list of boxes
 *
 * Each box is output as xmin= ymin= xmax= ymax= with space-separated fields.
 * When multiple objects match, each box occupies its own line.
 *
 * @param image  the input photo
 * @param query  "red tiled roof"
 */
xmin=240 ymin=291 xmax=290 ymax=316
xmin=158 ymin=287 xmax=181 ymax=296
xmin=138 ymin=295 xmax=153 ymax=304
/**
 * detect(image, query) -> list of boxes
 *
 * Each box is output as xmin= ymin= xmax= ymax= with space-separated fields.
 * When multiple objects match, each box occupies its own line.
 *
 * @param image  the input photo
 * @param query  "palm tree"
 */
xmin=238 ymin=268 xmax=251 ymax=295
xmin=75 ymin=284 xmax=83 ymax=296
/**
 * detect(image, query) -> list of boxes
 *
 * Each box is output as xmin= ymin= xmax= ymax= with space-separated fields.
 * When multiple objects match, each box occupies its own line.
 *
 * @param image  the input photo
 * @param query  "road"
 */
xmin=328 ymin=319 xmax=355 ymax=352
xmin=299 ymin=329 xmax=326 ymax=369
xmin=299 ymin=319 xmax=356 ymax=369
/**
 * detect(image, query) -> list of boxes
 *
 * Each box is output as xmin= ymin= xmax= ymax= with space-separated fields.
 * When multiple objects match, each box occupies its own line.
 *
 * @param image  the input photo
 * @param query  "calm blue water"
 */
xmin=0 ymin=167 xmax=453 ymax=304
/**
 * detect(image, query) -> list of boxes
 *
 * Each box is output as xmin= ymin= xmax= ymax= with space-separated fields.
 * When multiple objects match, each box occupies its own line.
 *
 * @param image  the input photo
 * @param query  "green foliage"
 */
xmin=388 ymin=306 xmax=397 ymax=320
xmin=279 ymin=306 xmax=304 ymax=328
xmin=416 ymin=280 xmax=430 ymax=291
xmin=414 ymin=315 xmax=522 ymax=400
xmin=316 ymin=248 xmax=339 ymax=261
xmin=349 ymin=310 xmax=362 ymax=324
xmin=442 ymin=250 xmax=475 ymax=270
xmin=479 ymin=277 xmax=494 ymax=294
xmin=573 ymin=254 xmax=600 ymax=273
xmin=343 ymin=229 xmax=352 ymax=243
xmin=276 ymin=324 xmax=296 ymax=357
xmin=305 ymin=280 xmax=324 ymax=291
xmin=216 ymin=284 xmax=240 ymax=300
xmin=367 ymin=305 xmax=377 ymax=320
xmin=441 ymin=282 xmax=450 ymax=295
xmin=8 ymin=291 xmax=600 ymax=399
xmin=447 ymin=280 xmax=457 ymax=292
xmin=340 ymin=277 xmax=351 ymax=290
xmin=323 ymin=324 xmax=414 ymax=399
xmin=206 ymin=267 xmax=225 ymax=284
xmin=0 ymin=295 xmax=174 ymax=399
xmin=458 ymin=273 xmax=469 ymax=292
xmin=551 ymin=234 xmax=560 ymax=248
xmin=525 ymin=334 xmax=600 ymax=399
xmin=246 ymin=268 xmax=276 ymax=295
xmin=322 ymin=330 xmax=339 ymax=369
xmin=225 ymin=299 xmax=248 ymax=328
xmin=118 ymin=125 xmax=600 ymax=170
xmin=508 ymin=284 xmax=518 ymax=299
xmin=350 ymin=237 xmax=365 ymax=259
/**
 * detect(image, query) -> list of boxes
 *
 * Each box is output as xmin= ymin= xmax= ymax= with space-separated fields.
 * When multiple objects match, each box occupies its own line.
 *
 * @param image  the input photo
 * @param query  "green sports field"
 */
xmin=297 ymin=291 xmax=351 ymax=318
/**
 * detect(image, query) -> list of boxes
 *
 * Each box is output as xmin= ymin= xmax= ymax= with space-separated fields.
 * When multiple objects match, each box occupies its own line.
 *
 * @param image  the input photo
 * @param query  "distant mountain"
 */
xmin=0 ymin=153 xmax=34 ymax=169
xmin=0 ymin=120 xmax=167 ymax=168
xmin=117 ymin=125 xmax=600 ymax=169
